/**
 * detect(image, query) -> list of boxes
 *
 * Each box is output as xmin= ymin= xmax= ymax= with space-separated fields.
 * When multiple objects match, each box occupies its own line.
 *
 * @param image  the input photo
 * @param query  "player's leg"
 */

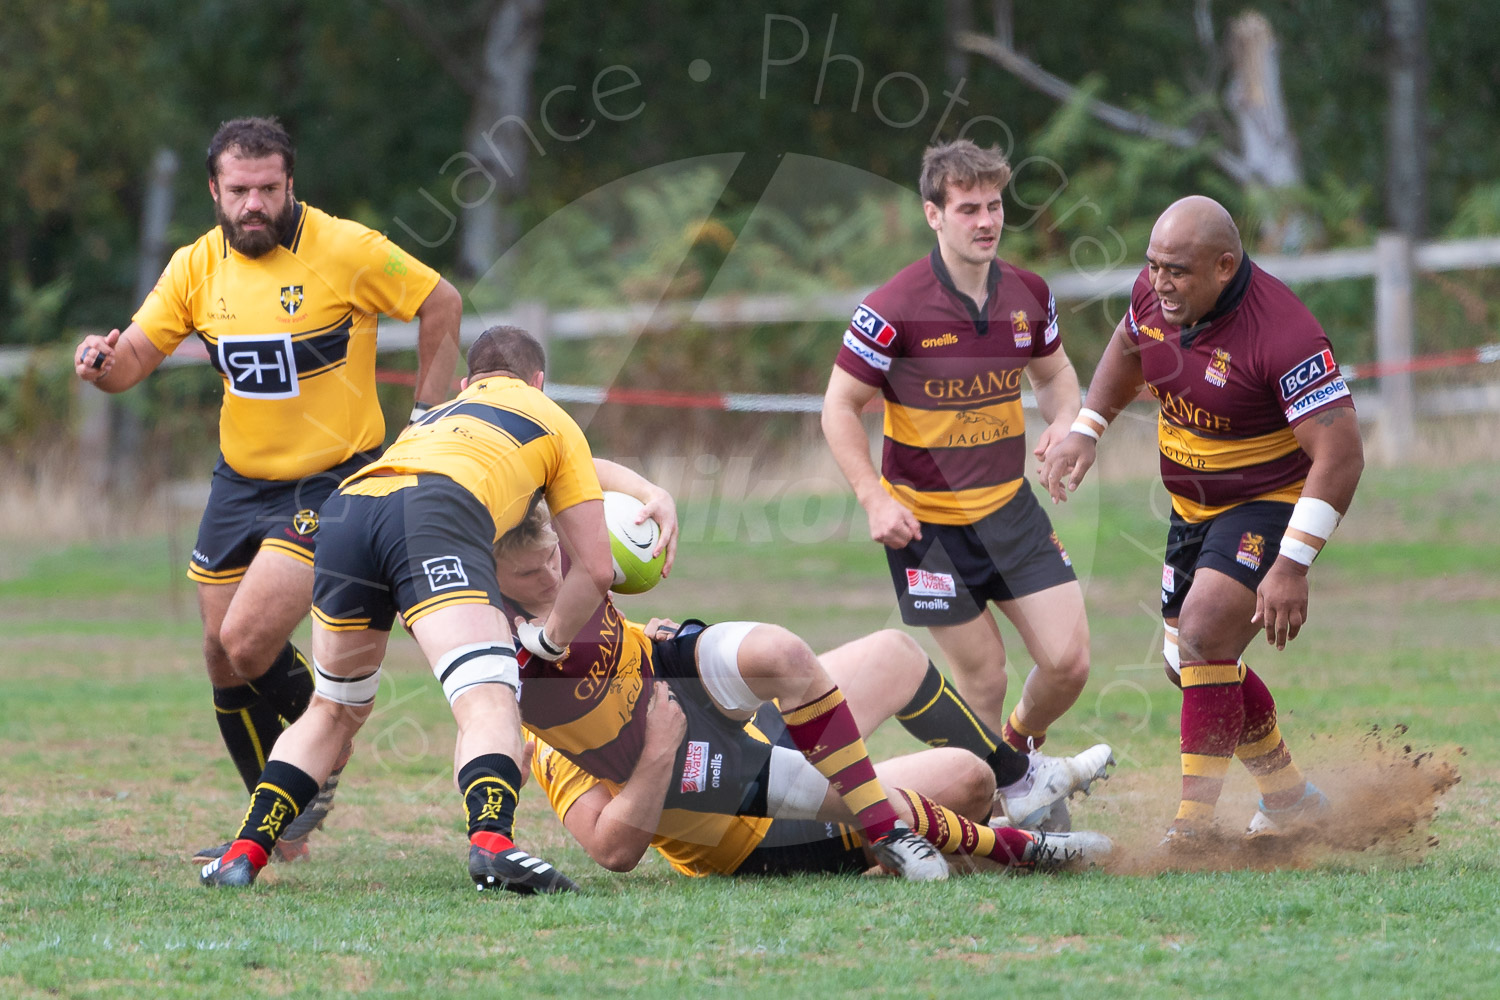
xmin=926 ymin=611 xmax=1011 ymax=732
xmin=818 ymin=628 xmax=1031 ymax=797
xmin=927 ymin=612 xmax=1111 ymax=827
xmin=796 ymin=748 xmax=1109 ymax=873
xmin=995 ymin=578 xmax=1091 ymax=748
xmin=201 ymin=623 xmax=387 ymax=886
xmin=1166 ymin=502 xmax=1324 ymax=840
xmin=703 ymin=623 xmax=946 ymax=880
xmin=407 ymin=596 xmax=575 ymax=894
xmin=1168 ymin=566 xmax=1260 ymax=836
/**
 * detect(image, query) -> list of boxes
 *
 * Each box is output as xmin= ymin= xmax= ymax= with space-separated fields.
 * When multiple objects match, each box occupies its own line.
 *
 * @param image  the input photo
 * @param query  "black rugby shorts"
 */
xmin=310 ymin=475 xmax=502 ymax=632
xmin=187 ymin=451 xmax=373 ymax=585
xmin=885 ymin=483 xmax=1077 ymax=626
xmin=1160 ymin=500 xmax=1295 ymax=619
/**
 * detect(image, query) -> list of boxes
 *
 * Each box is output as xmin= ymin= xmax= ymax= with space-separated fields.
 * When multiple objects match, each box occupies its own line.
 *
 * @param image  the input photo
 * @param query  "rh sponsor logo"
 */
xmin=422 ymin=555 xmax=470 ymax=592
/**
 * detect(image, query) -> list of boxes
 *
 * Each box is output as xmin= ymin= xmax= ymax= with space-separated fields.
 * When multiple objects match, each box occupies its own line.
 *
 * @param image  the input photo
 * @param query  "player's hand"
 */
xmin=863 ymin=491 xmax=922 ymax=549
xmin=1038 ymin=433 xmax=1097 ymax=504
xmin=1031 ymin=418 xmax=1071 ymax=464
xmin=638 ymin=487 xmax=679 ymax=579
xmin=1251 ymin=560 xmax=1310 ymax=650
xmin=642 ymin=681 xmax=686 ymax=756
xmin=74 ymin=329 xmax=122 ymax=382
xmin=644 ymin=617 xmax=681 ymax=640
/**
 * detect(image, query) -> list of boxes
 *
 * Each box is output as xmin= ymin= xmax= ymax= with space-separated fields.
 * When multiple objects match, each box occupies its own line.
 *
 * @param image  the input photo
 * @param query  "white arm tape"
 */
xmin=408 ymin=401 xmax=433 ymax=425
xmin=1278 ymin=538 xmax=1320 ymax=567
xmin=1071 ymin=407 xmax=1109 ymax=441
xmin=432 ymin=641 xmax=519 ymax=705
xmin=313 ymin=660 xmax=383 ymax=707
xmin=1287 ymin=497 xmax=1341 ymax=540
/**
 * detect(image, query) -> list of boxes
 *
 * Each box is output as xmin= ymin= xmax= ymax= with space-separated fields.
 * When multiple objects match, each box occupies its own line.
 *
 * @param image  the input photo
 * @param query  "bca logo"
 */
xmin=422 ymin=555 xmax=470 ymax=592
xmin=1280 ymin=349 xmax=1335 ymax=400
xmin=850 ymin=304 xmax=896 ymax=348
xmin=292 ymin=509 xmax=319 ymax=536
xmin=219 ymin=333 xmax=299 ymax=399
xmin=279 ymin=284 xmax=304 ymax=317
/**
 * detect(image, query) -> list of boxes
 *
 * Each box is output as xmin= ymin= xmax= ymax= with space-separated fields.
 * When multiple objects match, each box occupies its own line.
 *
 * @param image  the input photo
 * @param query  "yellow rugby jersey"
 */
xmin=348 ymin=375 xmax=602 ymax=538
xmin=530 ymin=735 xmax=771 ymax=877
xmin=133 ymin=202 xmax=440 ymax=480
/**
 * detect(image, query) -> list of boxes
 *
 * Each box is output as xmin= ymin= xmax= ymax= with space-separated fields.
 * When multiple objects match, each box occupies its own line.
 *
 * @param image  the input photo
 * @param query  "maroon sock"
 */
xmin=783 ymin=687 xmax=898 ymax=841
xmin=1175 ymin=660 xmax=1244 ymax=826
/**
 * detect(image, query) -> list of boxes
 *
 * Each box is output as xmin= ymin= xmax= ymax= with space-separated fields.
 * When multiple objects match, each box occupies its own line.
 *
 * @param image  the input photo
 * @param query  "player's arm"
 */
xmin=594 ymin=458 xmax=679 ymax=575
xmin=556 ymin=682 xmax=687 ymax=871
xmin=73 ymin=323 xmax=168 ymax=392
xmin=821 ymin=366 xmax=921 ymax=548
xmin=410 ymin=277 xmax=463 ymax=417
xmin=1038 ymin=315 xmax=1145 ymax=502
xmin=1253 ymin=405 xmax=1364 ymax=650
xmin=1024 ymin=347 xmax=1083 ymax=462
xmin=535 ymin=497 xmax=615 ymax=650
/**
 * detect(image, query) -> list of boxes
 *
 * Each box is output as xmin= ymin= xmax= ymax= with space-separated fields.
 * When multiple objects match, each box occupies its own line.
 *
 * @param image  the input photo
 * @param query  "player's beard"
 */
xmin=216 ymin=193 xmax=296 ymax=258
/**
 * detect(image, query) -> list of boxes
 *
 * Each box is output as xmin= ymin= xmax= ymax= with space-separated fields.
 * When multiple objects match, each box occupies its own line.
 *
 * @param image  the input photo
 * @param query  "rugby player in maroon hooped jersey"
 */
xmin=1040 ymin=195 xmax=1365 ymax=848
xmin=822 ymin=139 xmax=1113 ymax=829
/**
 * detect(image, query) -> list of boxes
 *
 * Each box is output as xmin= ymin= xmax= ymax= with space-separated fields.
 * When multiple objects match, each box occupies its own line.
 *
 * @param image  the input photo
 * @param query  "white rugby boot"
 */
xmin=994 ymin=743 xmax=1116 ymax=829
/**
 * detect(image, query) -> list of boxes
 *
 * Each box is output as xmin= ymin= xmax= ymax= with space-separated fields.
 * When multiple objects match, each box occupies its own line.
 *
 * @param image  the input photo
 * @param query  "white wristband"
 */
xmin=515 ymin=621 xmax=565 ymax=661
xmin=1071 ymin=407 xmax=1108 ymax=441
xmin=1287 ymin=496 xmax=1341 ymax=540
xmin=409 ymin=401 xmax=433 ymax=425
xmin=1278 ymin=538 xmax=1319 ymax=567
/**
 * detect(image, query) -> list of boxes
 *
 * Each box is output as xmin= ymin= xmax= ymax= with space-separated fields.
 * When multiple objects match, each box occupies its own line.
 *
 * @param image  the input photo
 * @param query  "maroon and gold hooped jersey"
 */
xmin=834 ymin=248 xmax=1061 ymax=525
xmin=1126 ymin=258 xmax=1355 ymax=522
xmin=503 ymin=571 xmax=654 ymax=785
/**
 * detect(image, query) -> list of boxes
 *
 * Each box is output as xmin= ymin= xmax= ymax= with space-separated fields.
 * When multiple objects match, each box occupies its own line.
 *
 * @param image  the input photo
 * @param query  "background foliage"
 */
xmin=3 ymin=1 xmax=1499 ymax=466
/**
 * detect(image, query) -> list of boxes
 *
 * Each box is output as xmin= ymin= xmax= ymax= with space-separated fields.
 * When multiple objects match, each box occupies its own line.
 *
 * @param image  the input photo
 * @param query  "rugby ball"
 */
xmin=603 ymin=490 xmax=666 ymax=594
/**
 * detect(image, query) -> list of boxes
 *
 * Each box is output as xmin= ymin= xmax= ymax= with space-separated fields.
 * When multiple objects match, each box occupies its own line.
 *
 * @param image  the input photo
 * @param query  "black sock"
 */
xmin=234 ymin=760 xmax=321 ymax=854
xmin=458 ymin=753 xmax=522 ymax=839
xmin=213 ymin=683 xmax=286 ymax=793
xmin=895 ymin=661 xmax=1030 ymax=787
xmin=251 ymin=642 xmax=315 ymax=723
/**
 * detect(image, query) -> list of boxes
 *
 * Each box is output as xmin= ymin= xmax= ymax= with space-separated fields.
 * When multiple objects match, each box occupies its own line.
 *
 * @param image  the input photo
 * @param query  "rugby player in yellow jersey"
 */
xmin=200 ymin=326 xmax=614 ymax=893
xmin=75 ymin=118 xmax=461 ymax=859
xmin=496 ymin=503 xmax=1113 ymax=879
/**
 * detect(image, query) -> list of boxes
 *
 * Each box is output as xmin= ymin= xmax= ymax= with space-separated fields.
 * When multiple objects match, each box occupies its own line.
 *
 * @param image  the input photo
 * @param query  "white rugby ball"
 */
xmin=603 ymin=490 xmax=666 ymax=594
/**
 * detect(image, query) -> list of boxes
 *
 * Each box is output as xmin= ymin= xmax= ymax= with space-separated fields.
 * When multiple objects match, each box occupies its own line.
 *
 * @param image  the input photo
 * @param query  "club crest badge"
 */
xmin=279 ymin=284 xmax=304 ymax=318
xmin=1011 ymin=310 xmax=1032 ymax=348
xmin=1205 ymin=348 xmax=1232 ymax=387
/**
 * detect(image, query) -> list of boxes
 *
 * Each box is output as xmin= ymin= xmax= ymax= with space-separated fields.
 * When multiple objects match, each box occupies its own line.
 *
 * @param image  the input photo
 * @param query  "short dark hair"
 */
xmin=467 ymin=326 xmax=546 ymax=381
xmin=920 ymin=139 xmax=1012 ymax=208
xmin=206 ymin=117 xmax=296 ymax=180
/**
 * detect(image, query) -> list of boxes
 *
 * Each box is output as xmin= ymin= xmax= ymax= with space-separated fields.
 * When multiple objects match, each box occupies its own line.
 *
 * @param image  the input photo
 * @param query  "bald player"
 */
xmin=1040 ymin=196 xmax=1364 ymax=847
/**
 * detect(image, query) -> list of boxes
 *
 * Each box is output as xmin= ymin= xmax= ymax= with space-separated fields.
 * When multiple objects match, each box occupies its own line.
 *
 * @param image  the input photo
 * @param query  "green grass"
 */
xmin=2 ymin=464 xmax=1497 ymax=998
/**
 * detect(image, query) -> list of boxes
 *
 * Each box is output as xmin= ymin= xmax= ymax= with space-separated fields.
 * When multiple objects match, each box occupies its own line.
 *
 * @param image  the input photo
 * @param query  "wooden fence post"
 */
xmin=1374 ymin=231 xmax=1416 ymax=464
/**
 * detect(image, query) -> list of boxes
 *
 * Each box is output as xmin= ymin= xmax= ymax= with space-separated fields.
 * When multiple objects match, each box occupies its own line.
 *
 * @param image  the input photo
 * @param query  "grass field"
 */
xmin=1 ymin=463 xmax=1496 ymax=999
